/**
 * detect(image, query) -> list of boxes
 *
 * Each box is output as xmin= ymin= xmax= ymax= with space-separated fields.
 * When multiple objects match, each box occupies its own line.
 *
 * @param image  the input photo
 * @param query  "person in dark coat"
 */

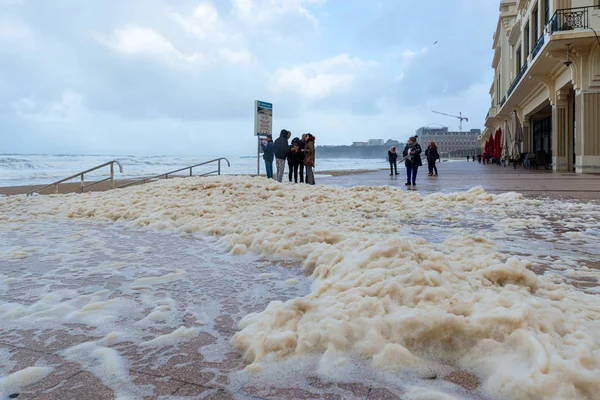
xmin=288 ymin=137 xmax=303 ymax=183
xmin=274 ymin=129 xmax=291 ymax=182
xmin=402 ymin=136 xmax=422 ymax=188
xmin=261 ymin=135 xmax=274 ymax=179
xmin=388 ymin=146 xmax=398 ymax=176
xmin=425 ymin=142 xmax=440 ymax=176
xmin=298 ymin=134 xmax=306 ymax=183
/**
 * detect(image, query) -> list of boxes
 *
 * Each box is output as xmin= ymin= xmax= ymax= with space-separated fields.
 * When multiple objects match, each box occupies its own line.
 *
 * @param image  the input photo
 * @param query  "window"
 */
xmin=516 ymin=45 xmax=522 ymax=71
xmin=524 ymin=22 xmax=530 ymax=57
xmin=544 ymin=0 xmax=550 ymax=25
xmin=533 ymin=5 xmax=539 ymax=40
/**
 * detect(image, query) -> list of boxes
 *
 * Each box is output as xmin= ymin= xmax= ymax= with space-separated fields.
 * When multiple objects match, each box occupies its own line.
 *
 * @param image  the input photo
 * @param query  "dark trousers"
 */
xmin=406 ymin=164 xmax=418 ymax=184
xmin=288 ymin=162 xmax=300 ymax=183
xmin=427 ymin=160 xmax=438 ymax=175
xmin=389 ymin=161 xmax=397 ymax=175
xmin=299 ymin=163 xmax=304 ymax=183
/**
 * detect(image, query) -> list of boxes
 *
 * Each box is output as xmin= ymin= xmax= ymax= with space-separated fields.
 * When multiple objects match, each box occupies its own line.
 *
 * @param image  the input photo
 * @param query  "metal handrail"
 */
xmin=531 ymin=34 xmax=545 ymax=59
xmin=507 ymin=61 xmax=528 ymax=97
xmin=117 ymin=157 xmax=230 ymax=189
xmin=549 ymin=6 xmax=590 ymax=33
xmin=26 ymin=160 xmax=124 ymax=196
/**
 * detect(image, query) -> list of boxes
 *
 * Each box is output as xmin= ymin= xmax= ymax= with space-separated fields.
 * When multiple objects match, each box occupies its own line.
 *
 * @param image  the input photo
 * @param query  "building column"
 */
xmin=522 ymin=118 xmax=531 ymax=153
xmin=551 ymin=90 xmax=569 ymax=171
xmin=575 ymin=90 xmax=600 ymax=173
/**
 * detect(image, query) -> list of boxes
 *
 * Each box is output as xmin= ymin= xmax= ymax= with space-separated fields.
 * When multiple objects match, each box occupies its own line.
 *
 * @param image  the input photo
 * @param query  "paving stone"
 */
xmin=367 ymin=387 xmax=403 ymax=400
xmin=3 ymin=348 xmax=82 ymax=398
xmin=443 ymin=371 xmax=480 ymax=392
xmin=0 ymin=329 xmax=95 ymax=354
xmin=33 ymin=371 xmax=113 ymax=400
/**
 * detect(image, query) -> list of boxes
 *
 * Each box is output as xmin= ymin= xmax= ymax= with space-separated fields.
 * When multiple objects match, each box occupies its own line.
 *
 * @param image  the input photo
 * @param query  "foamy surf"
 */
xmin=1 ymin=175 xmax=599 ymax=399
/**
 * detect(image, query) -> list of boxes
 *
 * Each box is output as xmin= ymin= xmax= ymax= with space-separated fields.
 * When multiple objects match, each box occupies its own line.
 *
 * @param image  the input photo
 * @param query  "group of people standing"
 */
xmin=387 ymin=136 xmax=440 ymax=189
xmin=261 ymin=130 xmax=316 ymax=185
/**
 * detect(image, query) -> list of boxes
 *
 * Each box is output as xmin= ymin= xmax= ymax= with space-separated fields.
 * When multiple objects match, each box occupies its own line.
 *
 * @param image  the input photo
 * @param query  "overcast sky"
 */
xmin=1 ymin=0 xmax=498 ymax=156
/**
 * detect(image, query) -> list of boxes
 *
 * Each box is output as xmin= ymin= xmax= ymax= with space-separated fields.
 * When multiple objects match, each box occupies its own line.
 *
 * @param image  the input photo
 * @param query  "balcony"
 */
xmin=549 ymin=7 xmax=590 ymax=33
xmin=531 ymin=35 xmax=545 ymax=59
xmin=500 ymin=96 xmax=506 ymax=107
xmin=507 ymin=62 xmax=528 ymax=97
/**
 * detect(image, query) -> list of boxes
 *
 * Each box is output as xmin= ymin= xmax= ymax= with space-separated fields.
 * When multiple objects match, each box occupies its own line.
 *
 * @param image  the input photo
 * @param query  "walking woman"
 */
xmin=302 ymin=133 xmax=316 ymax=185
xmin=425 ymin=142 xmax=440 ymax=176
xmin=388 ymin=146 xmax=398 ymax=176
xmin=402 ymin=136 xmax=422 ymax=188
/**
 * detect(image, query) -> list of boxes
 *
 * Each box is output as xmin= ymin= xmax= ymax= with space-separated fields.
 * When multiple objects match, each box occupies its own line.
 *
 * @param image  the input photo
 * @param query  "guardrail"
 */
xmin=118 ymin=158 xmax=230 ymax=189
xmin=532 ymin=35 xmax=545 ymax=58
xmin=508 ymin=62 xmax=528 ymax=97
xmin=549 ymin=7 xmax=590 ymax=33
xmin=26 ymin=160 xmax=124 ymax=196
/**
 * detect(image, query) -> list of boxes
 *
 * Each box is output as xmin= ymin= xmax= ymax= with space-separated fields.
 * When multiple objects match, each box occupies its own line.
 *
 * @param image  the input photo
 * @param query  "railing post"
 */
xmin=81 ymin=174 xmax=85 ymax=193
xmin=55 ymin=184 xmax=58 ymax=194
xmin=218 ymin=159 xmax=221 ymax=175
xmin=190 ymin=167 xmax=193 ymax=177
xmin=110 ymin=163 xmax=115 ymax=189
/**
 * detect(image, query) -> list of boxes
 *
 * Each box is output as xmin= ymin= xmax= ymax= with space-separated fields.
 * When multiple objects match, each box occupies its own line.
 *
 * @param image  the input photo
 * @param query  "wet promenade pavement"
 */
xmin=1 ymin=166 xmax=599 ymax=399
xmin=318 ymin=160 xmax=600 ymax=200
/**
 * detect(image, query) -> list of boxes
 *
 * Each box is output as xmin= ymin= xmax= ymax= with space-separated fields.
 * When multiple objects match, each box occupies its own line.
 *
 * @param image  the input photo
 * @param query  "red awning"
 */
xmin=495 ymin=129 xmax=502 ymax=159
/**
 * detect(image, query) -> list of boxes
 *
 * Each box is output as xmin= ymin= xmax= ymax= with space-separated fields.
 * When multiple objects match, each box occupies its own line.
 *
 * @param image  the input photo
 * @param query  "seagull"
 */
xmin=434 ymin=41 xmax=438 ymax=45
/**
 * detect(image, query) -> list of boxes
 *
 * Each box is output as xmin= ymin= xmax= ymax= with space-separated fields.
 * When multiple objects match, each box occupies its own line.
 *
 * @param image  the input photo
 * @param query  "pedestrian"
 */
xmin=472 ymin=154 xmax=475 ymax=162
xmin=261 ymin=135 xmax=274 ymax=179
xmin=477 ymin=154 xmax=482 ymax=163
xmin=302 ymin=133 xmax=316 ymax=185
xmin=425 ymin=142 xmax=440 ymax=176
xmin=402 ymin=136 xmax=422 ymax=189
xmin=274 ymin=129 xmax=291 ymax=183
xmin=299 ymin=134 xmax=306 ymax=183
xmin=466 ymin=155 xmax=470 ymax=162
xmin=388 ymin=146 xmax=398 ymax=176
xmin=288 ymin=137 xmax=303 ymax=183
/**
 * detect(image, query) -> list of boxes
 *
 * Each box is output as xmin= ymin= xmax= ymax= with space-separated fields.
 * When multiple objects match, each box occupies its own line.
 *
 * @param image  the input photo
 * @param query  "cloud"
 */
xmin=271 ymin=54 xmax=378 ymax=100
xmin=101 ymin=25 xmax=203 ymax=65
xmin=0 ymin=0 xmax=499 ymax=156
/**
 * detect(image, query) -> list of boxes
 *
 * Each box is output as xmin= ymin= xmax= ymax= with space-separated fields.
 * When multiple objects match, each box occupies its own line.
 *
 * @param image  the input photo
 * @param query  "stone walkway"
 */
xmin=318 ymin=160 xmax=600 ymax=200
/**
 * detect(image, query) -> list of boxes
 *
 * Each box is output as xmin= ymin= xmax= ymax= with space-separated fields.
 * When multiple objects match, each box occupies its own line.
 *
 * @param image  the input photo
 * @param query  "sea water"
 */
xmin=0 ymin=154 xmax=390 ymax=187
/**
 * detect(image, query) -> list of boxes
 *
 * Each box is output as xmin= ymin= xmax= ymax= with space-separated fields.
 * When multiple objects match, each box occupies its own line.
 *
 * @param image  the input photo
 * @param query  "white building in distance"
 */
xmin=416 ymin=127 xmax=481 ymax=157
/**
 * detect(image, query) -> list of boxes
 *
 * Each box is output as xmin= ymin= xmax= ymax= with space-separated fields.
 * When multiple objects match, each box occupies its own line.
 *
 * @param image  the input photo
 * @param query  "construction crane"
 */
xmin=432 ymin=111 xmax=469 ymax=132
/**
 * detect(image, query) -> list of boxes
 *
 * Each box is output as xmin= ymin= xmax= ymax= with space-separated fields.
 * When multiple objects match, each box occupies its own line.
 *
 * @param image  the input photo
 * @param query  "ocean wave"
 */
xmin=0 ymin=157 xmax=55 ymax=170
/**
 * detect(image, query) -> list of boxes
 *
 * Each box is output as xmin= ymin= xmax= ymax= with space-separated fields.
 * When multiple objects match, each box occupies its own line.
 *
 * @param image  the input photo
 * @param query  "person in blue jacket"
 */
xmin=261 ymin=135 xmax=274 ymax=179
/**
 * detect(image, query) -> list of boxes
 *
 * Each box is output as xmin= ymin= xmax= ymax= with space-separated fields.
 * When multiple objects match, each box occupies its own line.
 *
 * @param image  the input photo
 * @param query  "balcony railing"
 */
xmin=507 ymin=62 xmax=528 ymax=97
xmin=531 ymin=35 xmax=545 ymax=59
xmin=500 ymin=96 xmax=506 ymax=107
xmin=549 ymin=7 xmax=590 ymax=33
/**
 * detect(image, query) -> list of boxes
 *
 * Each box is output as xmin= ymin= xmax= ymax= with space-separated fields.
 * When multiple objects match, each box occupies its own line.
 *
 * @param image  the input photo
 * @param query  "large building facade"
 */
xmin=480 ymin=1 xmax=600 ymax=173
xmin=417 ymin=127 xmax=481 ymax=157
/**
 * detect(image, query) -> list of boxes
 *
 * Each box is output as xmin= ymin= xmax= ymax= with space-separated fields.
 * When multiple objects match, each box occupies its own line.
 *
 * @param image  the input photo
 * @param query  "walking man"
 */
xmin=274 ymin=129 xmax=291 ymax=182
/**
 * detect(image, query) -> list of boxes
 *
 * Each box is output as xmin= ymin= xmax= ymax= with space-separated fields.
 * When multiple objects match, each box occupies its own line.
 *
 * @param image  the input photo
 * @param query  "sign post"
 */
xmin=254 ymin=100 xmax=273 ymax=176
